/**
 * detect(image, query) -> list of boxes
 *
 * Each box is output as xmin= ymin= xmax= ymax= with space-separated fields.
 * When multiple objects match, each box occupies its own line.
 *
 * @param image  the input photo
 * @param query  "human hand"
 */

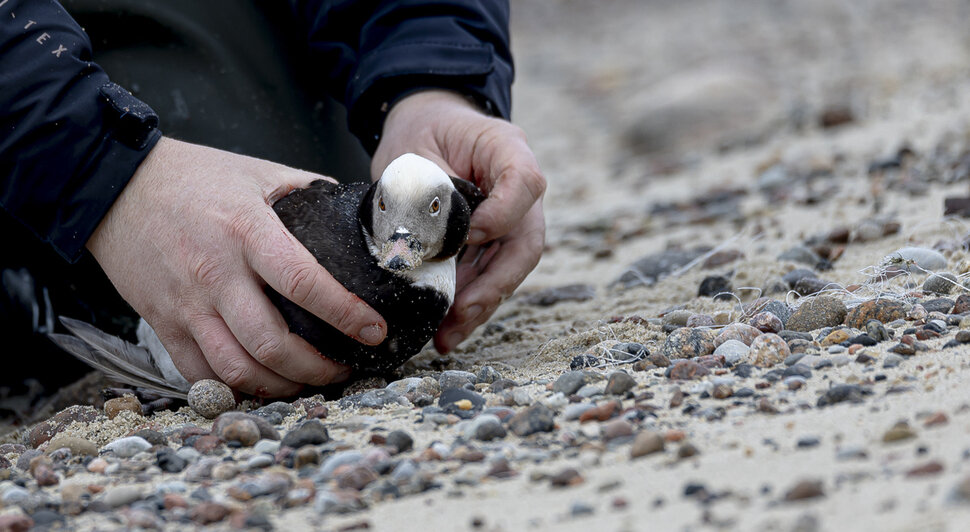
xmin=86 ymin=137 xmax=387 ymax=397
xmin=372 ymin=90 xmax=546 ymax=353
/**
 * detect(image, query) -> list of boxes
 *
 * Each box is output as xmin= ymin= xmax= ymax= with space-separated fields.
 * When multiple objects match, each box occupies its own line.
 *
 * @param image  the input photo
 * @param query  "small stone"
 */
xmin=660 ymin=327 xmax=718 ymax=359
xmin=793 ymin=277 xmax=832 ymax=296
xmin=156 ymin=448 xmax=188 ymax=473
xmin=103 ymin=436 xmax=152 ymax=458
xmin=698 ymin=275 xmax=733 ymax=299
xmin=604 ymin=372 xmax=636 ymax=395
xmin=666 ymin=360 xmax=710 ymax=380
xmin=749 ymin=312 xmax=783 ymax=333
xmin=464 ymin=414 xmax=507 ymax=441
xmin=337 ymin=465 xmax=379 ymax=491
xmin=845 ymin=300 xmax=908 ymax=329
xmin=211 ymin=412 xmax=280 ymax=442
xmin=882 ymin=354 xmax=904 ymax=368
xmin=549 ymin=468 xmax=584 ymax=488
xmin=677 ymin=442 xmax=700 ymax=459
xmin=524 ymin=283 xmax=595 ymax=306
xmin=784 ymin=479 xmax=824 ymax=501
xmin=787 ymin=296 xmax=847 ymax=332
xmin=579 ymin=400 xmax=621 ymax=423
xmin=476 ymin=366 xmax=502 ymax=384
xmin=924 ymin=412 xmax=949 ymax=427
xmin=191 ymin=501 xmax=231 ymax=525
xmin=508 ymin=404 xmax=555 ymax=437
xmin=102 ymin=485 xmax=146 ymax=508
xmin=686 ymin=314 xmax=715 ymax=327
xmin=922 ymin=298 xmax=955 ymax=314
xmin=715 ymin=323 xmax=763 ymax=347
xmin=104 ymin=395 xmax=142 ymax=420
xmin=816 ymin=384 xmax=865 ymax=407
xmin=601 ymin=419 xmax=634 ymax=441
xmin=630 ymin=432 xmax=665 ymax=458
xmin=281 ymin=420 xmax=330 ymax=448
xmin=783 ymin=268 xmax=818 ymax=287
xmin=553 ymin=371 xmax=599 ymax=396
xmin=187 ymin=380 xmax=235 ymax=419
xmin=865 ymin=320 xmax=891 ymax=342
xmin=0 ymin=514 xmax=33 ymax=532
xmin=439 ymin=388 xmax=485 ymax=419
xmin=883 ymin=247 xmax=947 ymax=272
xmin=820 ymin=329 xmax=850 ymax=346
xmin=713 ymin=339 xmax=749 ymax=365
xmin=924 ymin=272 xmax=958 ymax=295
xmin=889 ymin=343 xmax=916 ymax=356
xmin=385 ymin=430 xmax=414 ymax=453
xmin=953 ymin=294 xmax=970 ymax=314
xmin=906 ymin=461 xmax=944 ymax=477
xmin=438 ymin=370 xmax=478 ymax=390
xmin=294 ymin=446 xmax=322 ymax=468
xmin=749 ymin=333 xmax=791 ymax=367
xmin=779 ymin=246 xmax=822 ymax=267
xmin=218 ymin=418 xmax=261 ymax=446
xmin=883 ymin=422 xmax=917 ymax=443
xmin=46 ymin=434 xmax=97 ymax=457
xmin=212 ymin=462 xmax=240 ymax=480
xmin=27 ymin=405 xmax=99 ymax=448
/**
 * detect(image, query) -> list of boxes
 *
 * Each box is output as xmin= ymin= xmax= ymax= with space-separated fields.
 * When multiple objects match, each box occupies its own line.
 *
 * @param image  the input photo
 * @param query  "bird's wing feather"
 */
xmin=51 ymin=317 xmax=189 ymax=399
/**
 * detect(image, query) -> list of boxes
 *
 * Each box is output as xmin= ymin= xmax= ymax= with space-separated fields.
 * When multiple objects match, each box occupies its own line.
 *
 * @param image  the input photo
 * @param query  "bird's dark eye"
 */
xmin=429 ymin=197 xmax=440 ymax=214
xmin=379 ymin=197 xmax=386 ymax=211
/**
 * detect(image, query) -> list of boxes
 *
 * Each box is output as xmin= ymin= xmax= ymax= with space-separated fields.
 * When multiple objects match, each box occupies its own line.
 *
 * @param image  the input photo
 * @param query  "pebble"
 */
xmin=549 ymin=467 xmax=584 ymax=488
xmin=156 ymin=448 xmax=187 ymax=473
xmin=784 ymin=479 xmax=824 ymax=501
xmin=666 ymin=360 xmax=711 ymax=380
xmin=103 ymin=395 xmax=142 ymax=420
xmin=924 ymin=272 xmax=958 ymax=295
xmin=439 ymin=388 xmax=485 ymax=419
xmin=339 ymin=389 xmax=407 ymax=409
xmin=476 ymin=366 xmax=503 ymax=384
xmin=883 ymin=422 xmax=917 ymax=443
xmin=213 ymin=412 xmax=279 ymax=442
xmin=778 ymin=245 xmax=822 ymax=267
xmin=714 ymin=323 xmax=762 ymax=346
xmin=102 ymin=485 xmax=146 ymax=508
xmin=0 ymin=515 xmax=33 ymax=532
xmin=616 ymin=249 xmax=705 ymax=288
xmin=922 ymin=297 xmax=955 ymax=314
xmin=783 ymin=268 xmax=818 ymax=287
xmin=438 ymin=370 xmax=478 ymax=390
xmin=660 ymin=327 xmax=718 ymax=359
xmin=187 ymin=379 xmax=235 ymax=419
xmin=103 ymin=436 xmax=152 ymax=458
xmin=245 ymin=454 xmax=274 ymax=469
xmin=882 ymin=353 xmax=904 ymax=368
xmin=865 ymin=319 xmax=891 ymax=342
xmin=714 ymin=339 xmax=749 ymax=365
xmin=698 ymin=275 xmax=733 ymax=299
xmin=508 ymin=404 xmax=556 ymax=437
xmin=604 ymin=372 xmax=636 ymax=395
xmin=749 ymin=333 xmax=791 ymax=367
xmin=954 ymin=294 xmax=970 ymax=314
xmin=601 ymin=419 xmax=634 ymax=441
xmin=218 ymin=418 xmax=261 ymax=446
xmin=883 ymin=247 xmax=947 ymax=272
xmin=630 ymin=432 xmax=665 ymax=458
xmin=524 ymin=283 xmax=595 ymax=306
xmin=46 ymin=434 xmax=97 ymax=457
xmin=563 ymin=403 xmax=596 ymax=421
xmin=553 ymin=371 xmax=599 ymax=396
xmin=749 ymin=312 xmax=783 ymax=333
xmin=464 ymin=414 xmax=507 ymax=441
xmin=786 ymin=296 xmax=847 ymax=332
xmin=385 ymin=430 xmax=414 ymax=453
xmin=281 ymin=420 xmax=330 ymax=448
xmin=686 ymin=314 xmax=715 ymax=327
xmin=816 ymin=384 xmax=865 ymax=407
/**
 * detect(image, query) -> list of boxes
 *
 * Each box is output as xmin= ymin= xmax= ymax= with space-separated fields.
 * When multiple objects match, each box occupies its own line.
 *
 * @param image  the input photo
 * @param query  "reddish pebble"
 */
xmin=579 ymin=401 xmax=621 ymax=423
xmin=906 ymin=461 xmax=944 ymax=477
xmin=193 ymin=435 xmax=223 ymax=454
xmin=190 ymin=502 xmax=231 ymax=525
xmin=306 ymin=405 xmax=329 ymax=419
xmin=924 ymin=412 xmax=949 ymax=427
xmin=664 ymin=430 xmax=686 ymax=442
xmin=163 ymin=493 xmax=188 ymax=510
xmin=0 ymin=514 xmax=33 ymax=532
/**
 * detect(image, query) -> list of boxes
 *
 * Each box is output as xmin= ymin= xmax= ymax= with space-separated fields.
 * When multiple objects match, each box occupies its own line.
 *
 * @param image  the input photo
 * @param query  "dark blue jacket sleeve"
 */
xmin=0 ymin=0 xmax=160 ymax=262
xmin=290 ymin=0 xmax=513 ymax=154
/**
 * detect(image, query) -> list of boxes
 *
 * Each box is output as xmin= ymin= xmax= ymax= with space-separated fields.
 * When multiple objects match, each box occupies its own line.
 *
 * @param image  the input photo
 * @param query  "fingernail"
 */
xmin=359 ymin=324 xmax=385 ymax=345
xmin=445 ymin=332 xmax=465 ymax=351
xmin=468 ymin=229 xmax=487 ymax=244
xmin=464 ymin=304 xmax=483 ymax=322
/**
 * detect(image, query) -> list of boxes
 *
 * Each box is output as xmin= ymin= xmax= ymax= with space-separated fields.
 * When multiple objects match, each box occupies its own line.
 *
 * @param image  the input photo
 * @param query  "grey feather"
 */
xmin=50 ymin=317 xmax=190 ymax=399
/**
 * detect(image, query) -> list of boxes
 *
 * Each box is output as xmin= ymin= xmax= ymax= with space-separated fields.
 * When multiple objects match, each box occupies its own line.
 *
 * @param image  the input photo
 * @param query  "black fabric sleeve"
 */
xmin=0 ymin=0 xmax=160 ymax=263
xmin=289 ymin=0 xmax=514 ymax=154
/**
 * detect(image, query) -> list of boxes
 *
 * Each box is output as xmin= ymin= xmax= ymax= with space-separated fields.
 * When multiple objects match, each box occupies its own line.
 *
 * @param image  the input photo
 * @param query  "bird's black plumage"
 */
xmin=269 ymin=175 xmax=480 ymax=373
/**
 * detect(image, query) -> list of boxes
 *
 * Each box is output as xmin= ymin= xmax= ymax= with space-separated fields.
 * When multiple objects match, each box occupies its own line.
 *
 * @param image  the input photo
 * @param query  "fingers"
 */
xmin=188 ymin=312 xmax=302 ymax=397
xmin=467 ymin=130 xmax=546 ymax=244
xmin=217 ymin=279 xmax=353 ymax=386
xmin=245 ymin=208 xmax=387 ymax=345
xmin=435 ymin=203 xmax=545 ymax=352
xmin=152 ymin=322 xmax=219 ymax=384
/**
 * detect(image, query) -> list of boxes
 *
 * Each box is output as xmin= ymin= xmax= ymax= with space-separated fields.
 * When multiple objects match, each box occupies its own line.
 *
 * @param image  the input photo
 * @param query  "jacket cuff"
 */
xmin=50 ymin=128 xmax=161 ymax=262
xmin=347 ymin=41 xmax=513 ymax=154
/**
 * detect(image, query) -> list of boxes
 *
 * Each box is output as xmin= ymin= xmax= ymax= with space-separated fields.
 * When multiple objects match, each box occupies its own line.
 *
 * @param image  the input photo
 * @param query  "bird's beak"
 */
xmin=378 ymin=229 xmax=423 ymax=272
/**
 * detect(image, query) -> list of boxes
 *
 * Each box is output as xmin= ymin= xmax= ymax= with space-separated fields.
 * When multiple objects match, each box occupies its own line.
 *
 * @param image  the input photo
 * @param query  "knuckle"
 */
xmin=189 ymin=254 xmax=224 ymax=287
xmin=279 ymin=262 xmax=320 ymax=305
xmin=219 ymin=359 xmax=256 ymax=390
xmin=251 ymin=331 xmax=286 ymax=367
